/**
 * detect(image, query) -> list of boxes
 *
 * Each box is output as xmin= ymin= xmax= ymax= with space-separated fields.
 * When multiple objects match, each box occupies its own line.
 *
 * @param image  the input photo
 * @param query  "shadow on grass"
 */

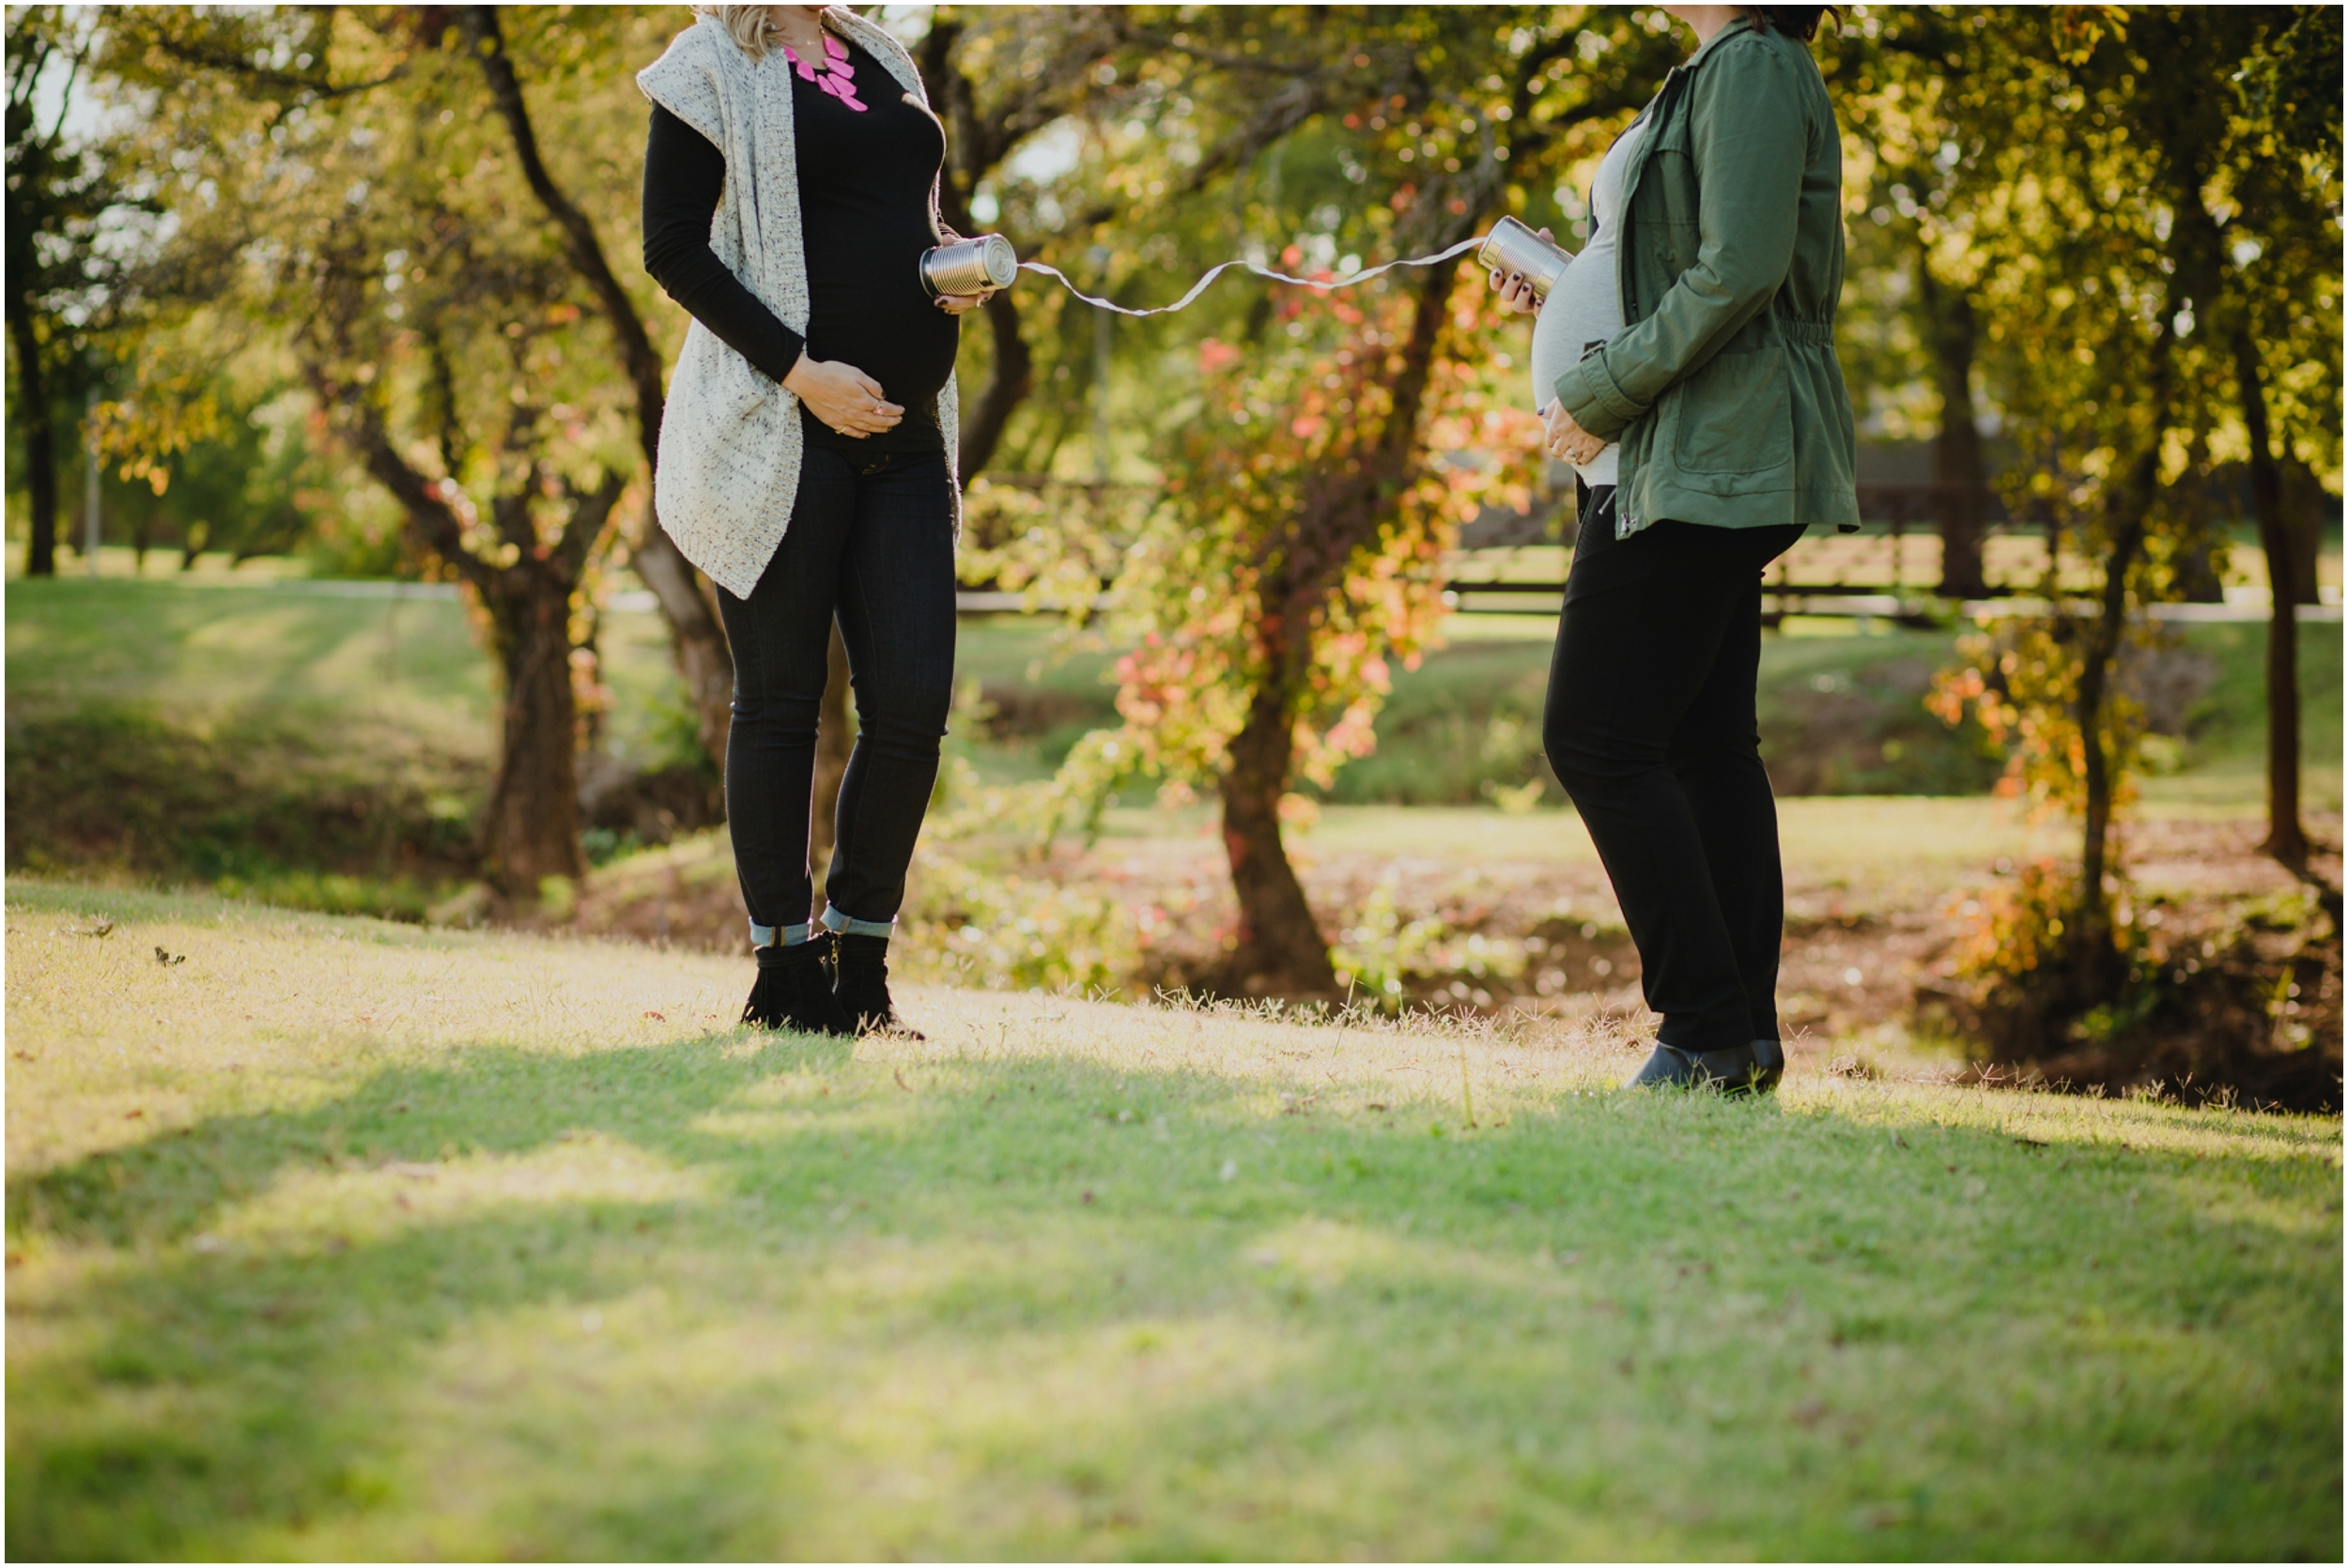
xmin=8 ymin=1029 xmax=2341 ymax=1560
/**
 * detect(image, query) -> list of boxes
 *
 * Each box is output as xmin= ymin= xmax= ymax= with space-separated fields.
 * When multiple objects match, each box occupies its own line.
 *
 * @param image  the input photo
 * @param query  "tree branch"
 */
xmin=145 ymin=34 xmax=404 ymax=102
xmin=458 ymin=5 xmax=669 ymax=475
xmin=309 ymin=361 xmax=495 ymax=594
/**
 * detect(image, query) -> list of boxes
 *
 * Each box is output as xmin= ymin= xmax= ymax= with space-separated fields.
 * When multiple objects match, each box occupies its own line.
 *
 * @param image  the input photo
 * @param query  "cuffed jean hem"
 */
xmin=749 ymin=920 xmax=815 ymax=950
xmin=820 ymin=904 xmax=897 ymax=939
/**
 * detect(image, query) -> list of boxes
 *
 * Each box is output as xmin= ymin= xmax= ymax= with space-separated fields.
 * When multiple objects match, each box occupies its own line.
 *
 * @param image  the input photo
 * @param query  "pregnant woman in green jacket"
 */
xmin=1491 ymin=5 xmax=1858 ymax=1092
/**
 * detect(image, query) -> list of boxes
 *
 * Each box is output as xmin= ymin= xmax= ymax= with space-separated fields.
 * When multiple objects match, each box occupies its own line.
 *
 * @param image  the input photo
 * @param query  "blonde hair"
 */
xmin=694 ymin=6 xmax=830 ymax=61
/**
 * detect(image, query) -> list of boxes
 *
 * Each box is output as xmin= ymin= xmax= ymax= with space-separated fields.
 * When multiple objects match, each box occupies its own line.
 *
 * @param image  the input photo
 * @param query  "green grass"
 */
xmin=8 ymin=880 xmax=2340 ymax=1559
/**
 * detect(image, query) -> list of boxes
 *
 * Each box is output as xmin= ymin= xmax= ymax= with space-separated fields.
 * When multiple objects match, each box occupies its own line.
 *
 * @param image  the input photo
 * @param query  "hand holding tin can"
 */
xmin=1478 ymin=215 xmax=1570 ymax=314
xmin=919 ymin=233 xmax=1019 ymax=303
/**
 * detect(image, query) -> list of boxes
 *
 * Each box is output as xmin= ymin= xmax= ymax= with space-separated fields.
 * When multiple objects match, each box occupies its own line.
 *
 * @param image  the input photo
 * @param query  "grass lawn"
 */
xmin=8 ymin=881 xmax=2340 ymax=1559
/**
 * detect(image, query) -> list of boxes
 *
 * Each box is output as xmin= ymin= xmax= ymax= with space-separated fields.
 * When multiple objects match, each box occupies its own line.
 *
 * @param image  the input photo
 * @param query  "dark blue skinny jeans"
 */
xmin=715 ymin=444 xmax=956 ymax=937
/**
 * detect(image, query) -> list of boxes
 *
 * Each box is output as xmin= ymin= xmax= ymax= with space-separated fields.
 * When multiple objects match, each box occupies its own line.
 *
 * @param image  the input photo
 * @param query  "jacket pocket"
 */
xmin=1671 ymin=346 xmax=1793 ymax=475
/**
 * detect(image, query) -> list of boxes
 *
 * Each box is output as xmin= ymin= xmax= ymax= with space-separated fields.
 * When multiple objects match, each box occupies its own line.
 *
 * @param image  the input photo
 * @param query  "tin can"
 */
xmin=919 ymin=234 xmax=1019 ymax=298
xmin=1475 ymin=215 xmax=1570 ymax=302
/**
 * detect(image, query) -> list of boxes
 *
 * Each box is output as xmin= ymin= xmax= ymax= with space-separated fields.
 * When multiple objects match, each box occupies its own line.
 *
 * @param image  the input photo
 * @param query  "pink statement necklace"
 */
xmin=781 ymin=32 xmax=865 ymax=112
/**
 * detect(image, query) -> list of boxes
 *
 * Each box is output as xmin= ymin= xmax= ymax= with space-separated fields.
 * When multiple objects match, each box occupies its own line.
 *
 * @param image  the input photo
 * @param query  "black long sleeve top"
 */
xmin=640 ymin=34 xmax=959 ymax=453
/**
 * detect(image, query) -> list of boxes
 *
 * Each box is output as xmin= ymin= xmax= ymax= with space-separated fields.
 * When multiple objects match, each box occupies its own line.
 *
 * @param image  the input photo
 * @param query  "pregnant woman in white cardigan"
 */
xmin=640 ymin=4 xmax=988 ymax=1038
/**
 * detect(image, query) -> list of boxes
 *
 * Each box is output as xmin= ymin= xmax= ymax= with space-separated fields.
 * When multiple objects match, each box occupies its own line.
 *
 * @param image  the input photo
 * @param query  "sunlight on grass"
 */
xmin=212 ymin=1133 xmax=712 ymax=1253
xmin=7 ymin=879 xmax=2339 ymax=1559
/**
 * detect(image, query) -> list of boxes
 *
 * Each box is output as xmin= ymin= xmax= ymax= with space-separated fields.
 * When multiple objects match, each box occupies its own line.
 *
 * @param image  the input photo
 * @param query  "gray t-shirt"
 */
xmin=1529 ymin=114 xmax=1647 ymax=487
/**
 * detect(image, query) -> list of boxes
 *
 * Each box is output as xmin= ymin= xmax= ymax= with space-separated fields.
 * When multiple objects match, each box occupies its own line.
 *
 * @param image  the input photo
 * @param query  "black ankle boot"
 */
xmin=831 ymin=932 xmax=920 ymax=1038
xmin=1753 ymin=1038 xmax=1786 ymax=1093
xmin=1628 ymin=1039 xmax=1764 ymax=1093
xmin=740 ymin=934 xmax=856 ymax=1037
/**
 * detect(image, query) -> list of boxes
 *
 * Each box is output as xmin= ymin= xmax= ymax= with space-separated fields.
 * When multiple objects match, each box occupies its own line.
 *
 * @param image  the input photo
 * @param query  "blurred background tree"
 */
xmin=1919 ymin=5 xmax=2340 ymax=1046
xmin=6 ymin=4 xmax=138 ymax=578
xmin=961 ymin=4 xmax=1675 ymax=993
xmin=98 ymin=7 xmax=653 ymax=895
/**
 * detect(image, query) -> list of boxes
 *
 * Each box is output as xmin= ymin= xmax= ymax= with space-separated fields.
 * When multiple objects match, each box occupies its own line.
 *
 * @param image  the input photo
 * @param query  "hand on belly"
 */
xmin=782 ymin=353 xmax=904 ymax=438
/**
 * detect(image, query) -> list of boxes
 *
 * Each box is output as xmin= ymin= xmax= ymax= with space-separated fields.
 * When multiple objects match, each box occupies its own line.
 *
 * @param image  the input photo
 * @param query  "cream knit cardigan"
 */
xmin=638 ymin=10 xmax=961 ymax=599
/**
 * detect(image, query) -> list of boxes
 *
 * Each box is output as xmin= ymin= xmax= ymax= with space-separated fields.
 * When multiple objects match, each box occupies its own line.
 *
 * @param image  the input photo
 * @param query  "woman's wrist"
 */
xmin=781 ymin=350 xmax=813 ymax=394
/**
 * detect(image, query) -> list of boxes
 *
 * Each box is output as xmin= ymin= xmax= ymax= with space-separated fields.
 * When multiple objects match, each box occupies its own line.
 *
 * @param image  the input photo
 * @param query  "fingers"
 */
xmin=826 ymin=397 xmax=903 ymax=438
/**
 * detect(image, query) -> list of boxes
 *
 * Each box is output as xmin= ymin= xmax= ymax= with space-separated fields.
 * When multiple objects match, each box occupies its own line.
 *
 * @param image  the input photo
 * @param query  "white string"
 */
xmin=1016 ymin=234 xmax=1490 ymax=318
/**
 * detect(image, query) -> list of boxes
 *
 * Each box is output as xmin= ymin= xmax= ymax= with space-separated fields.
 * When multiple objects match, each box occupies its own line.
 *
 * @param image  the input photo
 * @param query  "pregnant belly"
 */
xmin=1529 ymin=251 xmax=1621 ymax=414
xmin=1528 ymin=300 xmax=1578 ymax=415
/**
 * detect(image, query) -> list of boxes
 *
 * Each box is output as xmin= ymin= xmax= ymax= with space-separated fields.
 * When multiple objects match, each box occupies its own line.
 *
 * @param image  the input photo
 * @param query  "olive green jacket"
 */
xmin=1551 ymin=17 xmax=1860 ymax=537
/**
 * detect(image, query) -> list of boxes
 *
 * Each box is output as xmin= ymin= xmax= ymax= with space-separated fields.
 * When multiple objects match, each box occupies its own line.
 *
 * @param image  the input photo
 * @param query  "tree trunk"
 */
xmin=2074 ymin=507 xmax=2147 ymax=992
xmin=2280 ymin=461 xmax=2326 ymax=607
xmin=1917 ymin=254 xmax=1987 ymax=598
xmin=8 ymin=290 xmax=58 ymax=576
xmin=2170 ymin=530 xmax=2228 ymax=602
xmin=480 ymin=569 xmax=588 ymax=896
xmin=2072 ymin=326 xmax=2175 ymax=996
xmin=807 ymin=617 xmax=856 ymax=921
xmin=2234 ymin=331 xmax=2308 ymax=872
xmin=1219 ymin=659 xmax=1338 ymax=997
xmin=958 ymin=285 xmax=1034 ymax=482
xmin=631 ymin=522 xmax=734 ymax=767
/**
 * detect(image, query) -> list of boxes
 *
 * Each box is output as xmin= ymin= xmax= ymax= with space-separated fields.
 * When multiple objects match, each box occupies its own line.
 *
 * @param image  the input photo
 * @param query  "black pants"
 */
xmin=715 ymin=444 xmax=956 ymax=936
xmin=1542 ymin=485 xmax=1805 ymax=1055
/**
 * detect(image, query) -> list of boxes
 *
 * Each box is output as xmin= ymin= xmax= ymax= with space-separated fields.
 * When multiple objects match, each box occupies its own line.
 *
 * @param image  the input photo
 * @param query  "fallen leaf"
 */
xmin=893 ymin=1068 xmax=911 ymax=1091
xmin=153 ymin=946 xmax=185 ymax=967
xmin=642 ymin=1010 xmax=666 ymax=1022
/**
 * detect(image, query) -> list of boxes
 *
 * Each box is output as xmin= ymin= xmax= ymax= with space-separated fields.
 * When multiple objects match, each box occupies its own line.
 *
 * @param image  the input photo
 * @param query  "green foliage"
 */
xmin=1070 ymin=277 xmax=1539 ymax=808
xmin=903 ymin=853 xmax=1142 ymax=998
xmin=1833 ymin=7 xmax=2345 ymax=1023
xmin=90 ymin=377 xmax=326 ymax=567
xmin=1928 ymin=618 xmax=2155 ymax=821
xmin=6 ymin=6 xmax=138 ymax=555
